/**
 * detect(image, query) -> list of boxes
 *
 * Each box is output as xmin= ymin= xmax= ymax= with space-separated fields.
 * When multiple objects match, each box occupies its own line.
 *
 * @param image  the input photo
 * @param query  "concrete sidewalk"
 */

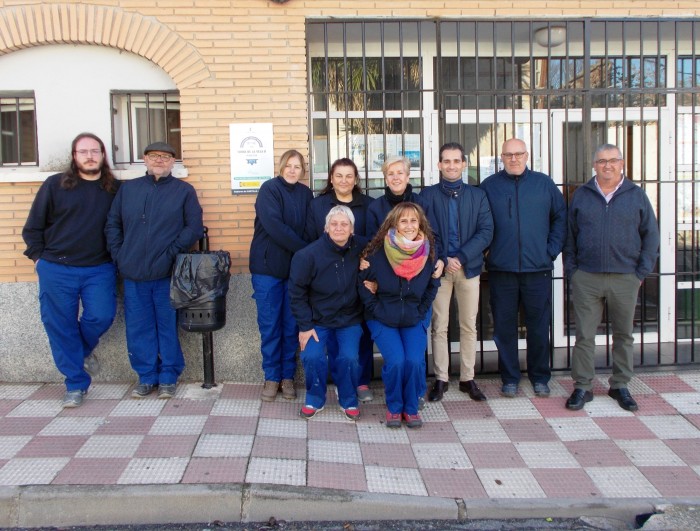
xmin=1 ymin=372 xmax=699 ymax=528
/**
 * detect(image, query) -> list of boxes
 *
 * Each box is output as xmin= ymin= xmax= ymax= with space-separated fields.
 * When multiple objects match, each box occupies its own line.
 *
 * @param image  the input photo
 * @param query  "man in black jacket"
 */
xmin=106 ymin=141 xmax=203 ymax=400
xmin=23 ymin=133 xmax=120 ymax=408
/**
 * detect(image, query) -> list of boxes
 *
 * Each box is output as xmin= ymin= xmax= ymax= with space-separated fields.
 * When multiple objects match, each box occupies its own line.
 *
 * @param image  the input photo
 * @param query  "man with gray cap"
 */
xmin=106 ymin=142 xmax=203 ymax=399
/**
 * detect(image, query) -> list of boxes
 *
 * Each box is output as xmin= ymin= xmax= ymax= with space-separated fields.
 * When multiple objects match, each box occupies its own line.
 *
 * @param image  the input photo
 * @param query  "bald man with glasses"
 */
xmin=480 ymin=138 xmax=567 ymax=399
xmin=563 ymin=144 xmax=659 ymax=412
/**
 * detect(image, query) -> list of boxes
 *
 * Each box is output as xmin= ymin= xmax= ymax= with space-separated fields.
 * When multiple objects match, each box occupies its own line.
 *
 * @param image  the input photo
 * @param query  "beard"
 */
xmin=76 ymin=161 xmax=102 ymax=176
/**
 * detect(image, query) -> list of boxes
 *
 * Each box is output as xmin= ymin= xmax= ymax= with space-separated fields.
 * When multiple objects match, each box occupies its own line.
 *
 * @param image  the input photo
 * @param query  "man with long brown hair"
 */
xmin=23 ymin=133 xmax=120 ymax=408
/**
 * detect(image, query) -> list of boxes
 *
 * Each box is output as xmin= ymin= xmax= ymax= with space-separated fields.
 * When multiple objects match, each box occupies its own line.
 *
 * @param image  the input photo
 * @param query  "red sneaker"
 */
xmin=299 ymin=404 xmax=324 ymax=419
xmin=385 ymin=410 xmax=402 ymax=428
xmin=402 ymin=412 xmax=423 ymax=429
xmin=342 ymin=406 xmax=360 ymax=421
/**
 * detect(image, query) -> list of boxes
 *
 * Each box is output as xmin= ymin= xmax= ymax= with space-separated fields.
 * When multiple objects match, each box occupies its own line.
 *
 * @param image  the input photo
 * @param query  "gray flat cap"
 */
xmin=144 ymin=141 xmax=176 ymax=156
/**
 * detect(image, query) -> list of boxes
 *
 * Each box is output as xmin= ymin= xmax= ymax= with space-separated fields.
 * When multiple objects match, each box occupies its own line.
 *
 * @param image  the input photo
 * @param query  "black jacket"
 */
xmin=288 ymin=233 xmax=365 ymax=332
xmin=105 ymin=174 xmax=203 ymax=281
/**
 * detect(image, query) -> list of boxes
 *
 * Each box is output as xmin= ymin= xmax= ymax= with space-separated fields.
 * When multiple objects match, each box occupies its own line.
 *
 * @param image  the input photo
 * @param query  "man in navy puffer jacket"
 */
xmin=480 ymin=138 xmax=566 ymax=399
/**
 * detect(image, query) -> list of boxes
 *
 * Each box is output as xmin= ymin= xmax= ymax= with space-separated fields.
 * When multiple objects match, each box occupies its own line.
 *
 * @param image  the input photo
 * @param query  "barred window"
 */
xmin=0 ymin=92 xmax=37 ymax=166
xmin=111 ymin=91 xmax=181 ymax=164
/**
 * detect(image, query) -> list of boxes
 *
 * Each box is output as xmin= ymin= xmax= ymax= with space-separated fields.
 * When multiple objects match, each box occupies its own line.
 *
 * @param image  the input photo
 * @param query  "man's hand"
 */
xmin=432 ymin=259 xmax=445 ymax=278
xmin=446 ymin=256 xmax=462 ymax=273
xmin=299 ymin=329 xmax=319 ymax=351
xmin=359 ymin=258 xmax=370 ymax=271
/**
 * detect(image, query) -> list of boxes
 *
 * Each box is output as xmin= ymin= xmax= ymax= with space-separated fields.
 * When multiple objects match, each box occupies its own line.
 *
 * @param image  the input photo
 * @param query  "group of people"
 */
xmin=23 ymin=134 xmax=203 ymax=408
xmin=250 ymin=139 xmax=659 ymax=428
xmin=23 ymin=133 xmax=659 ymax=425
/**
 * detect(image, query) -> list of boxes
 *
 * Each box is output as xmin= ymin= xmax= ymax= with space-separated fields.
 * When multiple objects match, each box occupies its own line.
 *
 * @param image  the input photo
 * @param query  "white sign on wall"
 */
xmin=229 ymin=123 xmax=274 ymax=194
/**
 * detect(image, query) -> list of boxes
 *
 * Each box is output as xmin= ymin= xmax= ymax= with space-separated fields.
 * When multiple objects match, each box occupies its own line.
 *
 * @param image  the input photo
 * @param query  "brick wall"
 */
xmin=0 ymin=1 xmax=698 ymax=282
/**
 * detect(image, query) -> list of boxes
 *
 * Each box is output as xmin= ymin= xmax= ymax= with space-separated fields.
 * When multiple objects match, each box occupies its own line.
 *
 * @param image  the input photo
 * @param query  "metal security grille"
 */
xmin=0 ymin=92 xmax=37 ymax=166
xmin=306 ymin=18 xmax=700 ymax=372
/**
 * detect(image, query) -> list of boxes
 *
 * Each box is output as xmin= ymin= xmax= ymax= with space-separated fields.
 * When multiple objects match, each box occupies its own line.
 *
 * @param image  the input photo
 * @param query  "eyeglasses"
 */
xmin=594 ymin=158 xmax=623 ymax=166
xmin=146 ymin=153 xmax=174 ymax=162
xmin=74 ymin=149 xmax=102 ymax=157
xmin=501 ymin=152 xmax=527 ymax=160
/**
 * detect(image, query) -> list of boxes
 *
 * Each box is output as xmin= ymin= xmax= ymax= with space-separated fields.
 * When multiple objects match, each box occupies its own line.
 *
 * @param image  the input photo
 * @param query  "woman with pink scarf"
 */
xmin=359 ymin=203 xmax=441 ymax=429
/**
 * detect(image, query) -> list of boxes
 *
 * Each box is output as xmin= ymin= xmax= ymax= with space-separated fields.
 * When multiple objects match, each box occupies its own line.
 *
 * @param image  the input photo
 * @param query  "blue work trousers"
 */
xmin=327 ymin=321 xmax=373 ymax=387
xmin=489 ymin=270 xmax=552 ymax=386
xmin=251 ymin=274 xmax=298 ymax=382
xmin=301 ymin=324 xmax=362 ymax=409
xmin=367 ymin=317 xmax=429 ymax=415
xmin=123 ymin=277 xmax=184 ymax=385
xmin=36 ymin=260 xmax=116 ymax=392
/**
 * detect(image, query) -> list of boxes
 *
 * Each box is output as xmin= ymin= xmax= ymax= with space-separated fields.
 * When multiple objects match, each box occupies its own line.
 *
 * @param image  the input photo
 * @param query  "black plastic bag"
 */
xmin=170 ymin=251 xmax=231 ymax=309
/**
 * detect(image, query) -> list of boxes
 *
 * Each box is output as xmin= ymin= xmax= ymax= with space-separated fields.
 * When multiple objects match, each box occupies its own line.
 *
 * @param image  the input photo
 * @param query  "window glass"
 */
xmin=0 ymin=93 xmax=37 ymax=166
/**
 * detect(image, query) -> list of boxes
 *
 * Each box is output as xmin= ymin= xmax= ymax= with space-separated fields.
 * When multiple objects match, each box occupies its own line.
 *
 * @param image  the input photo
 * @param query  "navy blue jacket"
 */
xmin=358 ymin=248 xmax=440 ymax=328
xmin=23 ymin=173 xmax=119 ymax=266
xmin=305 ymin=190 xmax=373 ymax=240
xmin=366 ymin=185 xmax=425 ymax=238
xmin=480 ymin=167 xmax=567 ymax=272
xmin=420 ymin=180 xmax=493 ymax=278
xmin=105 ymin=174 xmax=203 ymax=281
xmin=564 ymin=177 xmax=659 ymax=280
xmin=288 ymin=233 xmax=366 ymax=332
xmin=249 ymin=176 xmax=313 ymax=279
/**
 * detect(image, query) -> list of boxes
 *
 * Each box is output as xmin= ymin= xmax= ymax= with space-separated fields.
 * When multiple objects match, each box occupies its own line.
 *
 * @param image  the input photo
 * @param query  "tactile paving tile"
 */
xmin=257 ymin=418 xmax=307 ymax=439
xmin=584 ymin=398 xmax=636 ymax=418
xmin=531 ymin=468 xmax=601 ymax=498
xmin=179 ymin=383 xmax=222 ymax=401
xmin=0 ymin=457 xmax=69 ymax=485
xmin=219 ymin=383 xmax=263 ymax=400
xmin=87 ymin=384 xmax=131 ymax=400
xmin=365 ymin=465 xmax=427 ymax=496
xmin=420 ymin=468 xmax=487 ymax=498
xmin=452 ymin=418 xmax=510 ymax=443
xmin=193 ymin=434 xmax=254 ymax=458
xmin=76 ymin=435 xmax=143 ymax=458
xmin=499 ymin=419 xmax=559 ymax=442
xmin=546 ymin=417 xmax=609 ymax=441
xmin=664 ymin=439 xmax=700 ymax=465
xmin=38 ymin=417 xmax=104 ymax=436
xmin=210 ymin=399 xmax=261 ymax=417
xmin=148 ymin=415 xmax=208 ymax=435
xmin=475 ymin=468 xmax=546 ymax=498
xmin=356 ymin=423 xmax=410 ymax=444
xmin=161 ymin=399 xmax=215 ymax=416
xmin=585 ymin=466 xmax=660 ymax=497
xmin=0 ymin=384 xmax=43 ymax=400
xmin=615 ymin=439 xmax=686 ymax=467
xmin=308 ymin=439 xmax=362 ymax=464
xmin=521 ymin=379 xmax=568 ymax=398
xmin=639 ymin=415 xmax=700 ymax=439
xmin=181 ymin=457 xmax=247 ymax=484
xmin=624 ymin=378 xmax=655 ymax=395
xmin=252 ymin=436 xmax=306 ymax=460
xmin=307 ymin=420 xmax=360 ymax=442
xmin=488 ymin=397 xmax=543 ymax=420
xmin=638 ymin=465 xmax=700 ymax=496
xmin=639 ymin=375 xmax=697 ymax=394
xmin=0 ymin=436 xmax=32 ymax=459
xmin=135 ymin=435 xmax=199 ymax=458
xmin=514 ymin=442 xmax=580 ymax=469
xmin=307 ymin=461 xmax=368 ymax=492
xmin=245 ymin=457 xmax=306 ymax=486
xmin=678 ymin=373 xmax=700 ymax=392
xmin=417 ymin=402 xmax=450 ymax=422
xmin=117 ymin=457 xmax=189 ymax=484
xmin=6 ymin=400 xmax=63 ymax=418
xmin=405 ymin=422 xmax=460 ymax=444
xmin=52 ymin=458 xmax=130 ymax=485
xmin=109 ymin=399 xmax=166 ymax=417
xmin=411 ymin=442 xmax=471 ymax=469
xmin=660 ymin=392 xmax=700 ymax=415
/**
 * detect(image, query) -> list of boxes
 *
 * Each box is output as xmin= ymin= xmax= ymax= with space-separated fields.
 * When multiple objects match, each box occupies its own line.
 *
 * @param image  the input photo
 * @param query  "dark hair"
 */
xmin=362 ymin=202 xmax=435 ymax=264
xmin=61 ymin=133 xmax=118 ymax=193
xmin=320 ymin=158 xmax=361 ymax=196
xmin=439 ymin=142 xmax=466 ymax=163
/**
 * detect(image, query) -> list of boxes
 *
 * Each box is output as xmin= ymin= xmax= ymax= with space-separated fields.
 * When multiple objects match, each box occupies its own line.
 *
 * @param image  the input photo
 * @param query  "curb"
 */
xmin=3 ymin=484 xmax=700 ymax=528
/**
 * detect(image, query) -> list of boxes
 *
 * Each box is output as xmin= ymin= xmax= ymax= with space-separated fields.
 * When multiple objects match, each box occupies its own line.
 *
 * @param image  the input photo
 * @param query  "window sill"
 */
xmin=0 ymin=164 xmax=189 ymax=183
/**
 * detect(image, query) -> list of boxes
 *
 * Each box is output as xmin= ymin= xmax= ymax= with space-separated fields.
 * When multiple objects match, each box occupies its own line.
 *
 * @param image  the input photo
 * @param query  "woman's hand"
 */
xmin=359 ymin=258 xmax=370 ymax=271
xmin=299 ymin=329 xmax=319 ymax=351
xmin=363 ymin=280 xmax=378 ymax=294
xmin=432 ymin=259 xmax=445 ymax=278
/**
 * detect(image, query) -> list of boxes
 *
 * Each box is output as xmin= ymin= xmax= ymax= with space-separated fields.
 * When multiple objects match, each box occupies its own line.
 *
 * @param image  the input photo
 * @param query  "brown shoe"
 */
xmin=261 ymin=380 xmax=278 ymax=402
xmin=281 ymin=379 xmax=296 ymax=400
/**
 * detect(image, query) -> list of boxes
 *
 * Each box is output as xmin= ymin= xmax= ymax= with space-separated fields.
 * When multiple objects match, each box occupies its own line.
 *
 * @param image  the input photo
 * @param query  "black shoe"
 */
xmin=608 ymin=388 xmax=638 ymax=412
xmin=428 ymin=380 xmax=448 ymax=402
xmin=565 ymin=389 xmax=594 ymax=410
xmin=459 ymin=380 xmax=487 ymax=401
